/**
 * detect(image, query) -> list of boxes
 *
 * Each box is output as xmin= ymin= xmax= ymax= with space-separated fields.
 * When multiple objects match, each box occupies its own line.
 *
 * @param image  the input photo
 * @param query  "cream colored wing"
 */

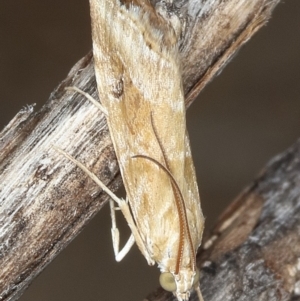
xmin=90 ymin=0 xmax=204 ymax=278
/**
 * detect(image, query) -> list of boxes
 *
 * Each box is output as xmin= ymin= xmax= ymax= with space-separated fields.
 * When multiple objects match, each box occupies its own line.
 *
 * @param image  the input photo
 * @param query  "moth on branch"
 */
xmin=0 ymin=0 xmax=281 ymax=300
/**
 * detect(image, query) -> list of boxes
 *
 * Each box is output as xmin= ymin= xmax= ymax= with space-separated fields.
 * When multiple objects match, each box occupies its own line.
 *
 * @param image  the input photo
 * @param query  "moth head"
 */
xmin=159 ymin=269 xmax=200 ymax=301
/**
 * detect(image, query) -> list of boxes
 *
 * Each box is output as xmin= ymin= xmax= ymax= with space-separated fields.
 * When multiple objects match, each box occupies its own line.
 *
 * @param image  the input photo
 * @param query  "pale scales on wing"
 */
xmin=66 ymin=0 xmax=206 ymax=299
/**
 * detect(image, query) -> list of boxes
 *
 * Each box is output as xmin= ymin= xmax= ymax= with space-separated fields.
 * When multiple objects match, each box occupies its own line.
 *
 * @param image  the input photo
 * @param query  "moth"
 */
xmin=58 ymin=0 xmax=205 ymax=300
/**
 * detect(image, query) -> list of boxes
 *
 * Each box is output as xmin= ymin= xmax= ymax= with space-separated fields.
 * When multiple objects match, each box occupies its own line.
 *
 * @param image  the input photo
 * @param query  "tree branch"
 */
xmin=0 ymin=0 xmax=283 ymax=300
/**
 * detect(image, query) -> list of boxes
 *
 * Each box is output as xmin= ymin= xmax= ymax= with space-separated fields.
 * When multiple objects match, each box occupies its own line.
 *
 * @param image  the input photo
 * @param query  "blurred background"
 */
xmin=0 ymin=1 xmax=299 ymax=301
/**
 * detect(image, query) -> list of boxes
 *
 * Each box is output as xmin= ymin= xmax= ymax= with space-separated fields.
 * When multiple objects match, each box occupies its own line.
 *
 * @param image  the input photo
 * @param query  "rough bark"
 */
xmin=0 ymin=0 xmax=284 ymax=300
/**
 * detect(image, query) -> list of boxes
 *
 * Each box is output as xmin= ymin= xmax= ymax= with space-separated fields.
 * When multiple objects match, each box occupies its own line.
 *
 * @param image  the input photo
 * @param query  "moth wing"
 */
xmin=90 ymin=0 xmax=203 ymax=267
xmin=182 ymin=132 xmax=205 ymax=250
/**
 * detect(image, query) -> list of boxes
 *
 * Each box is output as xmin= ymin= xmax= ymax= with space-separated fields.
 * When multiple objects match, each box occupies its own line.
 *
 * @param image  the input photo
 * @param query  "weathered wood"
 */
xmin=0 ymin=0 xmax=282 ymax=300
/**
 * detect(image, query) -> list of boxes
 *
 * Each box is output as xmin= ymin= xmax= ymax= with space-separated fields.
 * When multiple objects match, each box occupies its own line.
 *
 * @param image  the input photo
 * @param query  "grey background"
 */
xmin=0 ymin=1 xmax=300 ymax=301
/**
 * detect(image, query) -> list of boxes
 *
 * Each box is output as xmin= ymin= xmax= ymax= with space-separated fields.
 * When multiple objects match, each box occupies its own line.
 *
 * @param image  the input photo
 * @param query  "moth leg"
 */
xmin=65 ymin=86 xmax=108 ymax=116
xmin=195 ymin=285 xmax=204 ymax=301
xmin=53 ymin=146 xmax=154 ymax=265
xmin=108 ymin=193 xmax=135 ymax=261
xmin=110 ymin=197 xmax=155 ymax=263
xmin=117 ymin=197 xmax=155 ymax=265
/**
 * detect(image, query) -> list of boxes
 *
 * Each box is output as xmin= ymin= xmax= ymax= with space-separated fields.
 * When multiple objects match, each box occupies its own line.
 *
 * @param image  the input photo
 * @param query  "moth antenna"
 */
xmin=149 ymin=113 xmax=197 ymax=273
xmin=150 ymin=112 xmax=170 ymax=169
xmin=132 ymin=152 xmax=196 ymax=274
xmin=148 ymin=113 xmax=184 ymax=272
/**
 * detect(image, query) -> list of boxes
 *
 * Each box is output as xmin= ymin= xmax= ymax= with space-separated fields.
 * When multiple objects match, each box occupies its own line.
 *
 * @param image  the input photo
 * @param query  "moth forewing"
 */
xmin=89 ymin=0 xmax=205 ymax=300
xmin=183 ymin=132 xmax=205 ymax=247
